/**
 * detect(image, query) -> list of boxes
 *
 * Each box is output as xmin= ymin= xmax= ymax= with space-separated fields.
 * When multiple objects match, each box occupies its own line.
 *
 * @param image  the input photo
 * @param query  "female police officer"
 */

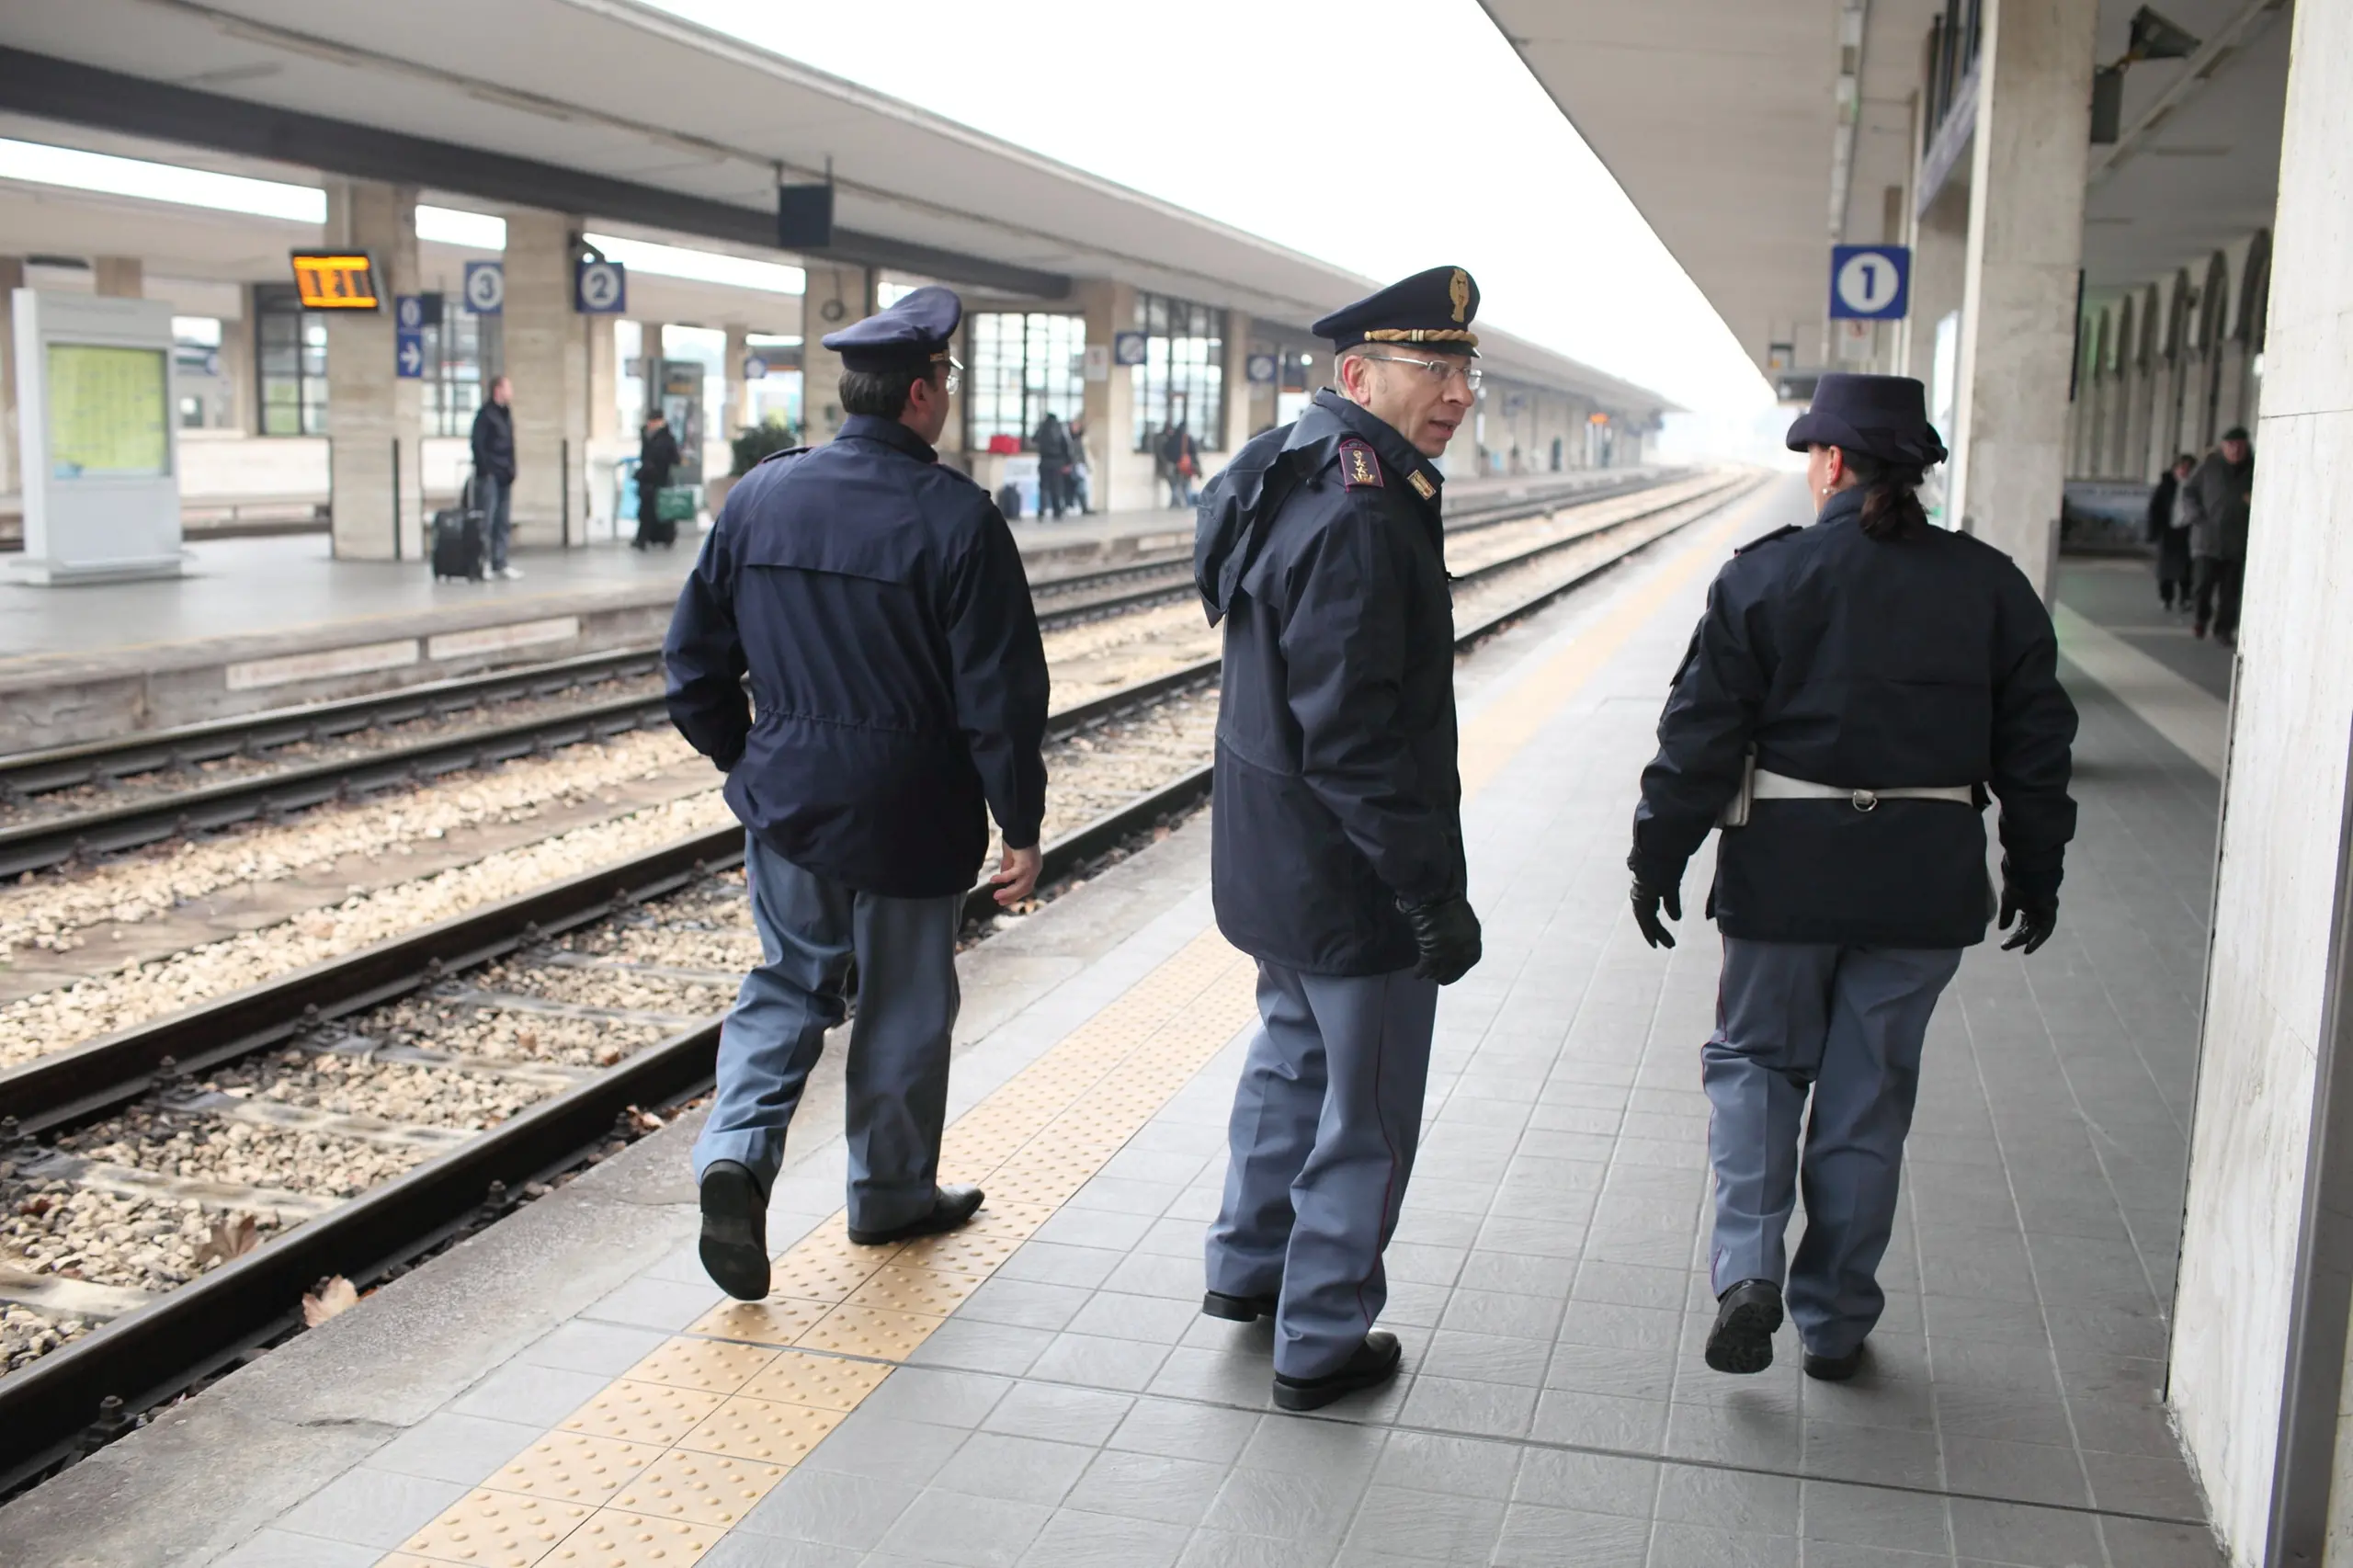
xmin=1625 ymin=373 xmax=2077 ymax=1381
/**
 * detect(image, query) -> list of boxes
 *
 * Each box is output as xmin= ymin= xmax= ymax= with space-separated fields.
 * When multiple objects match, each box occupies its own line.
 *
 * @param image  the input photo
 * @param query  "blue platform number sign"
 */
xmin=1112 ymin=331 xmax=1148 ymax=368
xmin=394 ymin=294 xmax=426 ymax=332
xmin=394 ymin=330 xmax=426 ymax=379
xmin=1829 ymin=244 xmax=1910 ymax=321
xmin=1245 ymin=352 xmax=1278 ymax=385
xmin=462 ymin=260 xmax=504 ymax=316
xmin=574 ymin=259 xmax=627 ymax=315
xmin=742 ymin=355 xmax=768 ymax=381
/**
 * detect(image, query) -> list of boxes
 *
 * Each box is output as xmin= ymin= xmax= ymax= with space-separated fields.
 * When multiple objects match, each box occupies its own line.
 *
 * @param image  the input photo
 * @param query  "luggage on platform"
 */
xmin=431 ymin=476 xmax=487 ymax=581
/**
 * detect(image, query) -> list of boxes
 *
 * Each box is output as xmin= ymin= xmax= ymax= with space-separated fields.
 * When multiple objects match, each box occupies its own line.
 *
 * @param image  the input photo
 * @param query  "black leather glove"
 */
xmin=1401 ymin=896 xmax=1482 ymax=985
xmin=1630 ymin=876 xmax=1682 ymax=949
xmin=1998 ymin=888 xmax=2057 ymax=955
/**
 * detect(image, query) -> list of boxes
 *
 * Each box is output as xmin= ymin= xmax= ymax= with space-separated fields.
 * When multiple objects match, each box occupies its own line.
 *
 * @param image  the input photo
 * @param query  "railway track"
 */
xmin=0 ymin=467 xmax=1761 ymax=1488
xmin=0 ymin=469 xmax=1688 ymax=881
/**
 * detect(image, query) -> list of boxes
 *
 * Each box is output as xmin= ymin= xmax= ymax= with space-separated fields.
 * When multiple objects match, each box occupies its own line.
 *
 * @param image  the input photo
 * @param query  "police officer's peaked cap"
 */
xmin=821 ymin=285 xmax=963 ymax=372
xmin=1784 ymin=373 xmax=1948 ymax=468
xmin=1312 ymin=266 xmax=1481 ymax=358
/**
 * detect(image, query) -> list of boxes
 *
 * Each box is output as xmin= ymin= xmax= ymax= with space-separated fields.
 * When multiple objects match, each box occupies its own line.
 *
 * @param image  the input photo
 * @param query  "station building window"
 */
xmin=171 ymin=315 xmax=226 ymax=430
xmin=421 ymin=304 xmax=495 ymax=438
xmin=1131 ymin=293 xmax=1225 ymax=452
xmin=966 ymin=312 xmax=1086 ymax=450
xmin=254 ymin=284 xmax=327 ymax=437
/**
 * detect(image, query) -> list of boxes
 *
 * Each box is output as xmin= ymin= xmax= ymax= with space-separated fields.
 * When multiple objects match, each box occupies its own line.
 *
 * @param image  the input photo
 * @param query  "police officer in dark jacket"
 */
xmin=665 ymin=286 xmax=1050 ymax=1300
xmin=1194 ymin=266 xmax=1483 ymax=1412
xmin=1629 ymin=373 xmax=2077 ymax=1381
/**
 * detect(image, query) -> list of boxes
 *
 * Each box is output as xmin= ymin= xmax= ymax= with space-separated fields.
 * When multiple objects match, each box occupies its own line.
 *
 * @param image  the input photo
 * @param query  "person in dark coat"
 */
xmin=468 ymin=376 xmax=518 ymax=579
xmin=2179 ymin=426 xmax=2255 ymax=643
xmin=1033 ymin=412 xmax=1073 ymax=519
xmin=1629 ymin=372 xmax=2077 ymax=1383
xmin=1194 ymin=266 xmax=1484 ymax=1414
xmin=664 ymin=286 xmax=1050 ymax=1300
xmin=633 ymin=411 xmax=682 ymax=551
xmin=2150 ymin=452 xmax=2195 ymax=609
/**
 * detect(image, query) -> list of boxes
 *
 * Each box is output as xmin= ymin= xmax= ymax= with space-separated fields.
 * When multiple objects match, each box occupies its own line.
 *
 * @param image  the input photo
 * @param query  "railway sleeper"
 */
xmin=10 ymin=1153 xmax=336 ymax=1221
xmin=296 ymin=1030 xmax=597 ymax=1090
xmin=431 ymin=988 xmax=707 ymax=1029
xmin=0 ymin=1268 xmax=155 ymax=1323
xmin=157 ymin=1089 xmax=474 ymax=1152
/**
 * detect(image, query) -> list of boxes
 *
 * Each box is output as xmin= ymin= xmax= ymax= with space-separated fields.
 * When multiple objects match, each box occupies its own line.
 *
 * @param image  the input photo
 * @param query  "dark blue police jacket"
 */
xmin=663 ymin=415 xmax=1049 ymax=899
xmin=1195 ymin=390 xmax=1466 ymax=976
xmin=1632 ymin=485 xmax=2078 ymax=948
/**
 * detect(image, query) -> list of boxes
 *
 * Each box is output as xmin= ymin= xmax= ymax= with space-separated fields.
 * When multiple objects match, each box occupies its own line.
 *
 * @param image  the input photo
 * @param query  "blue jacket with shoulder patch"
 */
xmin=1194 ymin=390 xmax=1465 ymax=975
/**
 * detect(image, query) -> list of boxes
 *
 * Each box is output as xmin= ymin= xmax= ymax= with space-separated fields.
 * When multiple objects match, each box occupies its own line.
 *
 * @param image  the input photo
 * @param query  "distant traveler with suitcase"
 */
xmin=635 ymin=410 xmax=683 ymax=551
xmin=468 ymin=376 xmax=520 ymax=580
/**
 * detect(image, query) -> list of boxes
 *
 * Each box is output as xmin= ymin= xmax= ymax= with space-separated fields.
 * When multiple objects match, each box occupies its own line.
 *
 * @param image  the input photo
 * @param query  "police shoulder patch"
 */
xmin=1733 ymin=524 xmax=1803 ymax=555
xmin=1406 ymin=470 xmax=1437 ymax=501
xmin=1337 ymin=438 xmax=1385 ymax=489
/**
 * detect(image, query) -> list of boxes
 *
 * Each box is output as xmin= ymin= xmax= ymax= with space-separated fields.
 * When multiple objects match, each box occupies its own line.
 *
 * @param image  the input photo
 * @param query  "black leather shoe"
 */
xmin=1201 ymin=1290 xmax=1279 ymax=1323
xmin=1704 ymin=1279 xmax=1784 ymax=1375
xmin=847 ymin=1184 xmax=985 ymax=1246
xmin=699 ymin=1160 xmax=769 ymax=1301
xmin=1272 ymin=1331 xmax=1402 ymax=1412
xmin=1803 ymin=1342 xmax=1867 ymax=1382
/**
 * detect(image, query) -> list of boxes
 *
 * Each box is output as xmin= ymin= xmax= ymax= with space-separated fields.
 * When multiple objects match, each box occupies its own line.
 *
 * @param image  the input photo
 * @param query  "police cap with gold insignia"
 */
xmin=1311 ymin=266 xmax=1481 ymax=357
xmin=820 ymin=284 xmax=963 ymax=373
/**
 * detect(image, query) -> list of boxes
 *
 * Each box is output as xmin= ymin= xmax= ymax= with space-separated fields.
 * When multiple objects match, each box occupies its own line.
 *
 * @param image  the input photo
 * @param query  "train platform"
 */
xmin=0 ymin=470 xmax=1655 ymax=756
xmin=0 ymin=475 xmax=2228 ymax=1568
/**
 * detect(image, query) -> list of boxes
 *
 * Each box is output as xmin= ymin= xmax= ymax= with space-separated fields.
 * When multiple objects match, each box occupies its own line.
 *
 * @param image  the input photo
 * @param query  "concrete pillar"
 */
xmin=0 ymin=256 xmax=20 ymax=503
xmin=2169 ymin=4 xmax=2353 ymax=1559
xmin=501 ymin=210 xmax=591 ymax=548
xmin=1221 ymin=312 xmax=1253 ymax=463
xmin=1943 ymin=0 xmax=2097 ymax=598
xmin=1074 ymin=278 xmax=1139 ymax=508
xmin=324 ymin=181 xmax=424 ymax=562
xmin=799 ymin=265 xmax=874 ymax=446
xmin=222 ymin=284 xmax=258 ymax=437
xmin=722 ymin=324 xmax=751 ymax=444
xmin=586 ymin=317 xmax=619 ymax=447
xmin=92 ymin=256 xmax=142 ymax=299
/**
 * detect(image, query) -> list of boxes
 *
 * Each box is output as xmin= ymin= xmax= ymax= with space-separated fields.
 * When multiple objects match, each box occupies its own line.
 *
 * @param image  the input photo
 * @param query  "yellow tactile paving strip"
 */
xmin=370 ymin=493 xmax=1772 ymax=1567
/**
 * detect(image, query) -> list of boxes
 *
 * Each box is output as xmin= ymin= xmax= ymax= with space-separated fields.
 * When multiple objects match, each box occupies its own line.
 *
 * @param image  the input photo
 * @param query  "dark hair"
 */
xmin=2175 ymin=452 xmax=2198 ymax=469
xmin=1840 ymin=449 xmax=1927 ymax=540
xmin=838 ymin=364 xmax=938 ymax=418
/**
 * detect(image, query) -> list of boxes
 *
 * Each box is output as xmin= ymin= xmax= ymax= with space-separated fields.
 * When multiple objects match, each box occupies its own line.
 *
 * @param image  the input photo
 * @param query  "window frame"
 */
xmin=1130 ymin=293 xmax=1227 ymax=454
xmin=963 ymin=312 xmax=1088 ymax=452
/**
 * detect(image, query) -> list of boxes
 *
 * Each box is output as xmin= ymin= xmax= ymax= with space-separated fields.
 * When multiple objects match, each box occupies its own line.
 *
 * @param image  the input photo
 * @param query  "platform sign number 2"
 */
xmin=574 ymin=260 xmax=628 ymax=315
xmin=1830 ymin=244 xmax=1909 ymax=321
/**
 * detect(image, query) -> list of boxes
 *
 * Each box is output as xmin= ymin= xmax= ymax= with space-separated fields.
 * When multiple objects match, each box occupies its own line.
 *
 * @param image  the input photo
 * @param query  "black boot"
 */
xmin=1803 ymin=1342 xmax=1868 ymax=1382
xmin=699 ymin=1160 xmax=769 ymax=1301
xmin=1704 ymin=1279 xmax=1784 ymax=1375
xmin=847 ymin=1184 xmax=985 ymax=1246
xmin=1272 ymin=1332 xmax=1402 ymax=1413
xmin=1200 ymin=1289 xmax=1279 ymax=1323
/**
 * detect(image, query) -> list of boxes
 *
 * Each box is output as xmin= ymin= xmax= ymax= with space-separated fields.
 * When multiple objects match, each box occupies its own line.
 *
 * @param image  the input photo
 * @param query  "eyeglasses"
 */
xmin=937 ymin=355 xmax=964 ymax=397
xmin=1360 ymin=352 xmax=1482 ymax=392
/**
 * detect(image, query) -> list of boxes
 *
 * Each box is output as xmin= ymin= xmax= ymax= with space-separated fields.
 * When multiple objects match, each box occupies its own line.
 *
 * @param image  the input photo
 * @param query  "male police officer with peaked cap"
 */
xmin=1194 ymin=266 xmax=1484 ymax=1411
xmin=665 ymin=284 xmax=1050 ymax=1300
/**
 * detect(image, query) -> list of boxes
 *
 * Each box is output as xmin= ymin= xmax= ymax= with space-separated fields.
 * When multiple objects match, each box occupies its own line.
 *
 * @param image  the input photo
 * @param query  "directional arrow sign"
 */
xmin=395 ymin=330 xmax=426 ymax=379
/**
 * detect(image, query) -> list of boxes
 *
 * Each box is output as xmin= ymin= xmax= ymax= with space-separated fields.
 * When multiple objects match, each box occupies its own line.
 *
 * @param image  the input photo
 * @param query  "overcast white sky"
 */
xmin=648 ymin=0 xmax=1773 ymax=426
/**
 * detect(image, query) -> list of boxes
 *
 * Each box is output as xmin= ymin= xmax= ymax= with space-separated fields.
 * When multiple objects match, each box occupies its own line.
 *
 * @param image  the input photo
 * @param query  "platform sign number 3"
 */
xmin=462 ymin=260 xmax=504 ymax=316
xmin=574 ymin=259 xmax=628 ymax=315
xmin=1830 ymin=244 xmax=1910 ymax=321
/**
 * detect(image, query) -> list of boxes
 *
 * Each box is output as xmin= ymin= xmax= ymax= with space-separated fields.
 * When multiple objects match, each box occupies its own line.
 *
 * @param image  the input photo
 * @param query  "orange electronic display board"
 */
xmin=290 ymin=252 xmax=381 ymax=310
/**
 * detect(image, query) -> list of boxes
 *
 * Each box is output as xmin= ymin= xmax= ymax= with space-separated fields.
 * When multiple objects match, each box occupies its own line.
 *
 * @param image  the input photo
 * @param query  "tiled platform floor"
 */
xmin=188 ymin=481 xmax=2226 ymax=1568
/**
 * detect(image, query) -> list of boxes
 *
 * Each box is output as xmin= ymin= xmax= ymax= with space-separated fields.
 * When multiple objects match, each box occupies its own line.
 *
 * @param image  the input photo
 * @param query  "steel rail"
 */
xmin=0 ymin=470 xmax=1760 ymax=1484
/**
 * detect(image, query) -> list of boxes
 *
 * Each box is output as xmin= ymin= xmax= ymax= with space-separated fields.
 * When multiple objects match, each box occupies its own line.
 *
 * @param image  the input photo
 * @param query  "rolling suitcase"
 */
xmin=432 ymin=477 xmax=487 ymax=581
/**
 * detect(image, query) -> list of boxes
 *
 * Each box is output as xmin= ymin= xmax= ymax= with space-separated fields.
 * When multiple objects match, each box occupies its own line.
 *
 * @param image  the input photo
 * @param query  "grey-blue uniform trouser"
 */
xmin=1704 ymin=937 xmax=1963 ymax=1356
xmin=692 ymin=831 xmax=961 ymax=1235
xmin=1206 ymin=960 xmax=1440 ymax=1381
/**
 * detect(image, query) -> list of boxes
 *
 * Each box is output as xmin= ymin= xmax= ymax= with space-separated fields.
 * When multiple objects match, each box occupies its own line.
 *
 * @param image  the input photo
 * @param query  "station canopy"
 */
xmin=1482 ymin=0 xmax=2291 ymax=376
xmin=0 ymin=0 xmax=1668 ymax=415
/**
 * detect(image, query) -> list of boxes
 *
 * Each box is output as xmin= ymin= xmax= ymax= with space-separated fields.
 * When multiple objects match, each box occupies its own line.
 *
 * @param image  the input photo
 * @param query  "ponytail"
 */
xmin=1841 ymin=449 xmax=1927 ymax=540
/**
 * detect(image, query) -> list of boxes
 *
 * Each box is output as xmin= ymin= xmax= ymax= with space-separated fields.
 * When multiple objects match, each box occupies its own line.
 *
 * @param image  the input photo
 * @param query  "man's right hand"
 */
xmin=1631 ymin=876 xmax=1682 ymax=949
xmin=1402 ymin=896 xmax=1482 ymax=985
xmin=993 ymin=843 xmax=1043 ymax=906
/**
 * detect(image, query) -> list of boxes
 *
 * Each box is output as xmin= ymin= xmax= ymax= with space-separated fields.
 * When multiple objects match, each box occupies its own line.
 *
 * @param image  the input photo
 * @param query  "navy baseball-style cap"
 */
xmin=822 ymin=285 xmax=963 ymax=372
xmin=1312 ymin=267 xmax=1481 ymax=357
xmin=1785 ymin=373 xmax=1948 ymax=467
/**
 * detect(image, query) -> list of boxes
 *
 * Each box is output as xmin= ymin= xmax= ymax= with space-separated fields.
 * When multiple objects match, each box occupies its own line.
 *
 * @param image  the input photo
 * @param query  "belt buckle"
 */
xmin=1850 ymin=790 xmax=1879 ymax=812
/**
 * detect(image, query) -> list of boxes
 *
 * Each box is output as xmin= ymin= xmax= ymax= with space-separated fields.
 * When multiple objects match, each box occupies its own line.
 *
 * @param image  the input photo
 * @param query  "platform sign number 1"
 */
xmin=1830 ymin=244 xmax=1910 ymax=321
